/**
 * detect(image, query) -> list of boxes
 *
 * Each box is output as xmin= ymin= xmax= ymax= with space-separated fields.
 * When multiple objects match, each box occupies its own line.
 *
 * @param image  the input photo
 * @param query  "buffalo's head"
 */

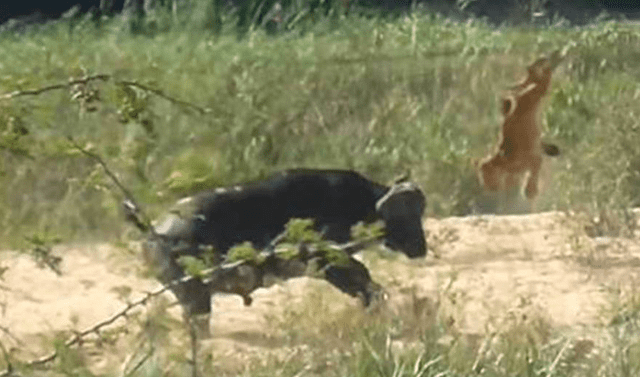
xmin=375 ymin=182 xmax=427 ymax=258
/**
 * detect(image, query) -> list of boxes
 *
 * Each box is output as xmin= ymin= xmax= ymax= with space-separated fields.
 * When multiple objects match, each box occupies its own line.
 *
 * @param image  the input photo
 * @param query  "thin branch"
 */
xmin=66 ymin=137 xmax=156 ymax=237
xmin=0 ymin=232 xmax=383 ymax=374
xmin=17 ymin=271 xmax=199 ymax=370
xmin=325 ymin=236 xmax=383 ymax=256
xmin=0 ymin=75 xmax=110 ymax=100
xmin=0 ymin=74 xmax=209 ymax=115
xmin=1 ymin=263 xmax=211 ymax=371
xmin=0 ymin=75 xmax=381 ymax=376
xmin=5 ymin=252 xmax=247 ymax=369
xmin=67 ymin=136 xmax=135 ymax=203
xmin=25 ymin=293 xmax=155 ymax=366
xmin=118 ymin=80 xmax=210 ymax=115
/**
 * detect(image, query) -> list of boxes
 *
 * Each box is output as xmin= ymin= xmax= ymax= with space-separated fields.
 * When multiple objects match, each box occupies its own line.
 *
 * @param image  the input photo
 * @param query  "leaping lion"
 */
xmin=478 ymin=51 xmax=563 ymax=203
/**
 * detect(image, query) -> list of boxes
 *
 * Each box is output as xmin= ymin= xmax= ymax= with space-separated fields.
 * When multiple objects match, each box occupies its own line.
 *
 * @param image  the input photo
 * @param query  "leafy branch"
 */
xmin=0 ymin=229 xmax=383 ymax=376
xmin=0 ymin=135 xmax=386 ymax=375
xmin=118 ymin=80 xmax=211 ymax=115
xmin=0 ymin=75 xmax=110 ymax=100
xmin=0 ymin=268 xmax=204 ymax=375
xmin=66 ymin=137 xmax=156 ymax=237
xmin=0 ymin=74 xmax=210 ymax=115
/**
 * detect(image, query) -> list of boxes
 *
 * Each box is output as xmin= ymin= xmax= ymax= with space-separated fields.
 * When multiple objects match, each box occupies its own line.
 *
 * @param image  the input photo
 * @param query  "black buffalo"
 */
xmin=141 ymin=168 xmax=426 ymax=320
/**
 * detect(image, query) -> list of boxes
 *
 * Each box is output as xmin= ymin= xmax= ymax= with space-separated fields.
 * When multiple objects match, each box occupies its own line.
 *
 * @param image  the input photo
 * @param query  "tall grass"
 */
xmin=0 ymin=4 xmax=639 ymax=246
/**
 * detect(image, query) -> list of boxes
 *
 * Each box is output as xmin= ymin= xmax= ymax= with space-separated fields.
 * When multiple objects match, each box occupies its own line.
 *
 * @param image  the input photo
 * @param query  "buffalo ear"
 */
xmin=392 ymin=170 xmax=412 ymax=185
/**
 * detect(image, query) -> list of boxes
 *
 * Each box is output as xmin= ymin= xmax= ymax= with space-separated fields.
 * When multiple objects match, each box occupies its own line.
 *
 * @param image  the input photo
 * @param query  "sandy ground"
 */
xmin=2 ymin=210 xmax=640 ymax=374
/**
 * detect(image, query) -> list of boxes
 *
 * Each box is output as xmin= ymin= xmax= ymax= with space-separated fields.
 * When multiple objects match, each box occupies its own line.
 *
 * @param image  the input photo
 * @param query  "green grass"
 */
xmin=3 ymin=13 xmax=640 ymax=246
xmin=0 ymin=9 xmax=638 ymax=243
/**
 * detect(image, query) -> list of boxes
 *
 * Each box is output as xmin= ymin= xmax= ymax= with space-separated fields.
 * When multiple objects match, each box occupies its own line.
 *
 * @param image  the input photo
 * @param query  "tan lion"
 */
xmin=478 ymin=51 xmax=563 ymax=203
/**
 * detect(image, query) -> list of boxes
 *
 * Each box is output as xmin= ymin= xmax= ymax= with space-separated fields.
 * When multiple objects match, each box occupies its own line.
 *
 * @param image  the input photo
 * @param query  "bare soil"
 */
xmin=2 ymin=210 xmax=640 ymax=374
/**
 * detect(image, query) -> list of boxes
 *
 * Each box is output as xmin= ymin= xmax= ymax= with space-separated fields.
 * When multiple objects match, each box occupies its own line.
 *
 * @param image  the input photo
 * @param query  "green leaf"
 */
xmin=283 ymin=218 xmax=322 ymax=244
xmin=177 ymin=255 xmax=208 ymax=279
xmin=226 ymin=241 xmax=261 ymax=264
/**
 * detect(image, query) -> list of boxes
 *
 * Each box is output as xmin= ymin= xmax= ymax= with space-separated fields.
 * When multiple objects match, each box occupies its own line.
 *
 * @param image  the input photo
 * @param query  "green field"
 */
xmin=2 ymin=3 xmax=640 ymax=376
xmin=1 ymin=5 xmax=639 ymax=246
